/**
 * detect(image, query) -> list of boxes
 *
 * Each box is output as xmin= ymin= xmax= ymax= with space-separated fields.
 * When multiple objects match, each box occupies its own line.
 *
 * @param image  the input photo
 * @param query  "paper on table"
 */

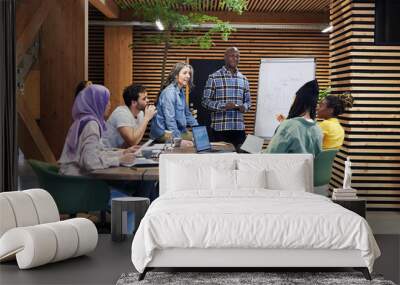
xmin=210 ymin=142 xmax=230 ymax=146
xmin=134 ymin=139 xmax=154 ymax=155
xmin=240 ymin=134 xmax=265 ymax=154
xmin=142 ymin=144 xmax=165 ymax=151
xmin=121 ymin=157 xmax=158 ymax=168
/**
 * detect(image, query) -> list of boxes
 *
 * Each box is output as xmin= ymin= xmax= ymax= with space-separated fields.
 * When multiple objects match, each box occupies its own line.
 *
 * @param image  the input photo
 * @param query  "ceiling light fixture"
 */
xmin=155 ymin=19 xmax=164 ymax=31
xmin=321 ymin=25 xmax=333 ymax=33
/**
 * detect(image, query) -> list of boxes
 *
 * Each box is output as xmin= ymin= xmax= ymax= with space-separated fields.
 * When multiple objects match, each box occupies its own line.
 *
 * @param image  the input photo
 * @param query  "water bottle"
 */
xmin=164 ymin=130 xmax=173 ymax=150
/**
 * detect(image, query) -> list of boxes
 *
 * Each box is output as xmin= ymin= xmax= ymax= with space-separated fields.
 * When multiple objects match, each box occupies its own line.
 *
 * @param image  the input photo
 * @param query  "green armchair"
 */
xmin=27 ymin=159 xmax=110 ymax=216
xmin=313 ymin=149 xmax=339 ymax=195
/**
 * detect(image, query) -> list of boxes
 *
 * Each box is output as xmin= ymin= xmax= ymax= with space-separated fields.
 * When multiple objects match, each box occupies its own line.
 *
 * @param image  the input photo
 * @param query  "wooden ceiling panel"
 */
xmin=116 ymin=0 xmax=329 ymax=13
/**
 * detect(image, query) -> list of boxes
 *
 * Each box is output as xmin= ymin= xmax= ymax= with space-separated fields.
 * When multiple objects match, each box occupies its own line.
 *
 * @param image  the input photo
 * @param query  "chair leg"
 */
xmin=354 ymin=267 xmax=371 ymax=280
xmin=100 ymin=211 xmax=107 ymax=225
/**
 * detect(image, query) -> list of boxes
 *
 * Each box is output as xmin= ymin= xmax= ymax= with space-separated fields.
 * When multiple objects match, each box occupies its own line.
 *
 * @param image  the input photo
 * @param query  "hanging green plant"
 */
xmin=115 ymin=0 xmax=247 ymax=87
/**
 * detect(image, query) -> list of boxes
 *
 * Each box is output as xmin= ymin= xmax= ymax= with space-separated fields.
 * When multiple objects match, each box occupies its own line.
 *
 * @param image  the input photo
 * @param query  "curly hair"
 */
xmin=325 ymin=92 xmax=354 ymax=116
xmin=123 ymin=84 xmax=147 ymax=106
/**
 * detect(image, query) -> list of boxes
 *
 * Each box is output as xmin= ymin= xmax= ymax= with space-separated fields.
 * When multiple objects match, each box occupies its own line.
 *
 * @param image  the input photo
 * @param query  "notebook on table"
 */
xmin=121 ymin=157 xmax=159 ymax=168
xmin=240 ymin=134 xmax=265 ymax=154
xmin=134 ymin=139 xmax=155 ymax=155
xmin=120 ymin=139 xmax=159 ymax=168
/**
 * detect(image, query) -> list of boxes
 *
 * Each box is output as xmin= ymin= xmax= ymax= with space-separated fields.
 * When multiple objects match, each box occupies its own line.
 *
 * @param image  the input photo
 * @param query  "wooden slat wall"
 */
xmin=131 ymin=28 xmax=330 ymax=134
xmin=329 ymin=0 xmax=400 ymax=211
xmin=88 ymin=4 xmax=104 ymax=85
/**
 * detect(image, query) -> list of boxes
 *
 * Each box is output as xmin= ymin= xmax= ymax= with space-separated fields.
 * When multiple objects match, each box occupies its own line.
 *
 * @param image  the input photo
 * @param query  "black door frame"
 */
xmin=0 ymin=0 xmax=17 ymax=192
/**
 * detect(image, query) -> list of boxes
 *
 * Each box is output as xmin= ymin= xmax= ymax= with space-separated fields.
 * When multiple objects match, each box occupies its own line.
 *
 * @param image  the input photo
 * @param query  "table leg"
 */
xmin=111 ymin=200 xmax=124 ymax=241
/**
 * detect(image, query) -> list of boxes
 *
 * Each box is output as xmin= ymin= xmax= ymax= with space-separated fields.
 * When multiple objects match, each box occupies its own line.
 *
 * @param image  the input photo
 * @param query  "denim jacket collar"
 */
xmin=171 ymin=82 xmax=185 ymax=96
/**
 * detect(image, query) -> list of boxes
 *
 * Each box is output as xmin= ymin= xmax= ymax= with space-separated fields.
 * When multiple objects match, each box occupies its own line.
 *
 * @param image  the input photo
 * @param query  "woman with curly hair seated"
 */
xmin=316 ymin=93 xmax=354 ymax=149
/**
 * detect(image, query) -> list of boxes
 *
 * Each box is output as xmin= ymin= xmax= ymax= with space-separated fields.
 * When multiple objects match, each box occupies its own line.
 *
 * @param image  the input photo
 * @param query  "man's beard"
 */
xmin=138 ymin=103 xmax=146 ymax=111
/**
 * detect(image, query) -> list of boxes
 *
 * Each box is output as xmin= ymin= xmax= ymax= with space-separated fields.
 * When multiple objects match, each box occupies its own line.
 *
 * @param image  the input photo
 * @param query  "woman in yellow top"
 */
xmin=316 ymin=93 xmax=353 ymax=149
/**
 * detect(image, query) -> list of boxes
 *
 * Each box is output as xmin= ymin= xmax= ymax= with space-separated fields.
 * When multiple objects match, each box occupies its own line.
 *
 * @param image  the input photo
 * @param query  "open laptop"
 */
xmin=192 ymin=126 xmax=232 ymax=153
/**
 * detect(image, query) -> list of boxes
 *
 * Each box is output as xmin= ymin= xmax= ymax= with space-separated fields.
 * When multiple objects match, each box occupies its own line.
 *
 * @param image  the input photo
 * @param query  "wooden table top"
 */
xmin=90 ymin=143 xmax=235 ymax=181
xmin=90 ymin=166 xmax=147 ymax=181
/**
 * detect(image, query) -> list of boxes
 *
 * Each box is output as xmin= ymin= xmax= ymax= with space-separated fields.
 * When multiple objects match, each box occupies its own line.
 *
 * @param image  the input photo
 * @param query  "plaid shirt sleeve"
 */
xmin=202 ymin=76 xmax=226 ymax=111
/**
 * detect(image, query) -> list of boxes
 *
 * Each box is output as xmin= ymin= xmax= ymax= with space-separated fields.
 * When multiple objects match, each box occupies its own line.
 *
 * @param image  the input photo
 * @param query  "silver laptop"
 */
xmin=192 ymin=126 xmax=231 ymax=153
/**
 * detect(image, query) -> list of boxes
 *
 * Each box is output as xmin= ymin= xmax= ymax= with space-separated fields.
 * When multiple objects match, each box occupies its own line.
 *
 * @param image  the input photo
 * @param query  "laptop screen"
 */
xmin=192 ymin=126 xmax=211 ymax=152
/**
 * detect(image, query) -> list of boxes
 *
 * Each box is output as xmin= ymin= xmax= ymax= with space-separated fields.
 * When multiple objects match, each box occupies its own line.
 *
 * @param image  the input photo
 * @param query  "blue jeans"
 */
xmin=107 ymin=180 xmax=159 ymax=201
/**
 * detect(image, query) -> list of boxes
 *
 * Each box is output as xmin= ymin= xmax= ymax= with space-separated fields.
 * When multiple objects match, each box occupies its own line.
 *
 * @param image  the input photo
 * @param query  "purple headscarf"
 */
xmin=65 ymin=84 xmax=110 ymax=157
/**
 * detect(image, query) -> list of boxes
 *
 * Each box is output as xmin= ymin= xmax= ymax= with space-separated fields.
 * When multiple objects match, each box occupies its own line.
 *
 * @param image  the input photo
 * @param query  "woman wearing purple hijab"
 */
xmin=59 ymin=84 xmax=136 ymax=175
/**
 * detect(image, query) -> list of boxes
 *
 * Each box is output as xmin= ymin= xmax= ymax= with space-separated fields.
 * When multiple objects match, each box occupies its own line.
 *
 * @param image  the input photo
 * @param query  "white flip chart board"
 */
xmin=254 ymin=58 xmax=315 ymax=138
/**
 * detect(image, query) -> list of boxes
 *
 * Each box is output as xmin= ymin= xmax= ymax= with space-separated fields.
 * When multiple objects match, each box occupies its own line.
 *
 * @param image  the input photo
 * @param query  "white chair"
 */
xmin=0 ymin=188 xmax=98 ymax=269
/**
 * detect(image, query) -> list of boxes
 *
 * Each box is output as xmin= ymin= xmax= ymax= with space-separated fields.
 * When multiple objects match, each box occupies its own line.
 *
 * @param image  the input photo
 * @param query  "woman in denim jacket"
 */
xmin=150 ymin=62 xmax=198 ymax=146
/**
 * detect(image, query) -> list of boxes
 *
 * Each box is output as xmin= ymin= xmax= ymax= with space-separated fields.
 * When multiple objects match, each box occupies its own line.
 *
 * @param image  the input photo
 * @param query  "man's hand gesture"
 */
xmin=144 ymin=105 xmax=157 ymax=121
xmin=225 ymin=102 xmax=245 ymax=113
xmin=224 ymin=102 xmax=236 ymax=110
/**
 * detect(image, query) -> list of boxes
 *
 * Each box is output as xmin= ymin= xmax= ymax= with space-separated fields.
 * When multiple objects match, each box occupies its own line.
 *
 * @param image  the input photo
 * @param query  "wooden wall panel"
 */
xmin=40 ymin=0 xmax=87 ymax=158
xmin=16 ymin=0 xmax=54 ymax=64
xmin=16 ymin=0 xmax=57 ymax=163
xmin=17 ymin=92 xmax=57 ymax=164
xmin=104 ymin=26 xmax=133 ymax=110
xmin=22 ymin=62 xmax=40 ymax=120
xmin=131 ymin=28 xmax=330 ymax=134
xmin=89 ymin=4 xmax=104 ymax=85
xmin=329 ymin=0 xmax=400 ymax=211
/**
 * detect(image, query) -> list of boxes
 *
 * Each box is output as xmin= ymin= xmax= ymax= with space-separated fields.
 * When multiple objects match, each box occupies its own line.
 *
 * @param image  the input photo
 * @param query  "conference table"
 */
xmin=90 ymin=143 xmax=235 ymax=182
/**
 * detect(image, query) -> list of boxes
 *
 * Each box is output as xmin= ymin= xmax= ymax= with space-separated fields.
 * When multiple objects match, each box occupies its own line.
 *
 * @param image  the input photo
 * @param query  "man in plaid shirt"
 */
xmin=202 ymin=47 xmax=251 ymax=149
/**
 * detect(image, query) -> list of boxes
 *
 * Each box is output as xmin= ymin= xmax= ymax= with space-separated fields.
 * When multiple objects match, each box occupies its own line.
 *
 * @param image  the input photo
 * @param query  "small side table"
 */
xmin=333 ymin=199 xmax=366 ymax=218
xmin=111 ymin=197 xmax=150 ymax=242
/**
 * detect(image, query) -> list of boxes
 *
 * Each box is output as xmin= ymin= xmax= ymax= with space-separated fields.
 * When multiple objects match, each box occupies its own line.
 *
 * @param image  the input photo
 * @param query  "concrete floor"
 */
xmin=374 ymin=234 xmax=400 ymax=284
xmin=1 ymin=234 xmax=398 ymax=285
xmin=0 ymin=235 xmax=134 ymax=285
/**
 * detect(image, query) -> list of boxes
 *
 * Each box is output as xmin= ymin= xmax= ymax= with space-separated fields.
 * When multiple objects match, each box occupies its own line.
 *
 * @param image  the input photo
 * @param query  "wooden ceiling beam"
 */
xmin=118 ymin=10 xmax=328 ymax=24
xmin=17 ymin=90 xmax=56 ymax=164
xmin=89 ymin=0 xmax=119 ymax=19
xmin=16 ymin=0 xmax=54 ymax=64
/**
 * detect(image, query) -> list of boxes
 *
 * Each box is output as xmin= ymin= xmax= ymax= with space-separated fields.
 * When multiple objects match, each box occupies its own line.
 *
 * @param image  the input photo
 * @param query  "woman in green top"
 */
xmin=264 ymin=80 xmax=322 ymax=157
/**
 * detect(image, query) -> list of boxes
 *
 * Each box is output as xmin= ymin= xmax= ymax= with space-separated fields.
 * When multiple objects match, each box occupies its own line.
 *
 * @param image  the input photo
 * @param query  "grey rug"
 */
xmin=116 ymin=271 xmax=396 ymax=285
